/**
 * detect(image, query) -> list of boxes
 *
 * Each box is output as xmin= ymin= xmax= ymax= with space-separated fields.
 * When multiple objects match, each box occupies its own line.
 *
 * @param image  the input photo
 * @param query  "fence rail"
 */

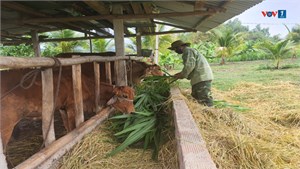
xmin=0 ymin=56 xmax=140 ymax=69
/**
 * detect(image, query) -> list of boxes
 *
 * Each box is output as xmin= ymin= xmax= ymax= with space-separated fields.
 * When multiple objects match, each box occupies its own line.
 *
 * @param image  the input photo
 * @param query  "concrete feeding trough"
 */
xmin=171 ymin=87 xmax=216 ymax=169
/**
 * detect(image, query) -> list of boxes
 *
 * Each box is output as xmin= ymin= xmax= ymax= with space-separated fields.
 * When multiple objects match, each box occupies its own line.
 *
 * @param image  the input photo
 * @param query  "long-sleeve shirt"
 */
xmin=180 ymin=47 xmax=213 ymax=85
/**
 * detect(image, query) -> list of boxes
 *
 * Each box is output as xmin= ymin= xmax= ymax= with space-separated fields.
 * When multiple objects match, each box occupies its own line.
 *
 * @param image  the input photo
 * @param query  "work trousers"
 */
xmin=191 ymin=80 xmax=213 ymax=107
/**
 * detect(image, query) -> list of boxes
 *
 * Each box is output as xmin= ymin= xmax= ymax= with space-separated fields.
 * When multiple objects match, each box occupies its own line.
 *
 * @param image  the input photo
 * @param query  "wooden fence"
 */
xmin=0 ymin=55 xmax=140 ymax=168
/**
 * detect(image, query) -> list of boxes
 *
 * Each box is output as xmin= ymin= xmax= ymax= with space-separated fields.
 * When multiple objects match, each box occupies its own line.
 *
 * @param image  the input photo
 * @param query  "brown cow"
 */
xmin=127 ymin=60 xmax=164 ymax=85
xmin=0 ymin=67 xmax=135 ymax=152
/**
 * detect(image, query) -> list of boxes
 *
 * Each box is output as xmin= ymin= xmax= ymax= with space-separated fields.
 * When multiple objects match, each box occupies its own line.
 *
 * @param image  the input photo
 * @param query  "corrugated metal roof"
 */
xmin=0 ymin=1 xmax=263 ymax=45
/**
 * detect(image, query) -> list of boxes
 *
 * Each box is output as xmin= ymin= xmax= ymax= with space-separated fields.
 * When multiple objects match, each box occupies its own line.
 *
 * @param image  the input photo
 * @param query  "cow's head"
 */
xmin=107 ymin=86 xmax=135 ymax=113
xmin=146 ymin=64 xmax=164 ymax=76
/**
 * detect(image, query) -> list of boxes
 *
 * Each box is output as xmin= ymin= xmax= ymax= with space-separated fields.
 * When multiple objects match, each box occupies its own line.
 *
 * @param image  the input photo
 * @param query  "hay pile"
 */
xmin=59 ymin=121 xmax=178 ymax=169
xmin=182 ymin=81 xmax=300 ymax=169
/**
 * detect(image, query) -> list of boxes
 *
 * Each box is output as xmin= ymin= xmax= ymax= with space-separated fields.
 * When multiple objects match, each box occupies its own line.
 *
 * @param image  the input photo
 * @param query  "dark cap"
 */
xmin=168 ymin=40 xmax=191 ymax=50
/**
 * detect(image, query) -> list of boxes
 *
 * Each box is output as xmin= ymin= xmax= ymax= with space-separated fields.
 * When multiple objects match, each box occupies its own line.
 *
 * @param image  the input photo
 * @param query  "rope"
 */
xmin=1 ymin=57 xmax=62 ymax=100
xmin=1 ymin=69 xmax=41 ymax=100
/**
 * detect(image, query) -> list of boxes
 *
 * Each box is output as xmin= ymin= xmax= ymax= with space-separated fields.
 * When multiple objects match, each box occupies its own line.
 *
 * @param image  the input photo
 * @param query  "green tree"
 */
xmin=44 ymin=29 xmax=87 ymax=53
xmin=256 ymin=39 xmax=293 ymax=69
xmin=286 ymin=24 xmax=300 ymax=59
xmin=224 ymin=18 xmax=249 ymax=33
xmin=212 ymin=28 xmax=238 ymax=65
xmin=91 ymin=39 xmax=114 ymax=52
xmin=287 ymin=24 xmax=300 ymax=43
xmin=127 ymin=25 xmax=174 ymax=54
xmin=249 ymin=24 xmax=271 ymax=42
xmin=0 ymin=44 xmax=34 ymax=57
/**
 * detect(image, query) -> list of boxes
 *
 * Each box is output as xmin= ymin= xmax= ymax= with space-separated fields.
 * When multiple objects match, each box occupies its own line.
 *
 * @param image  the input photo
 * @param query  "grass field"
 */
xmin=171 ymin=59 xmax=300 ymax=169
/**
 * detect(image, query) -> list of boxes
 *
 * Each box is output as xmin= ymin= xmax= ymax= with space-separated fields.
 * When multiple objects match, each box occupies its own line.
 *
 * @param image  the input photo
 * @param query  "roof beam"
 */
xmin=2 ymin=1 xmax=98 ymax=37
xmin=84 ymin=1 xmax=130 ymax=35
xmin=83 ymin=1 xmax=110 ymax=14
xmin=142 ymin=2 xmax=155 ymax=32
xmin=153 ymin=21 xmax=197 ymax=32
xmin=194 ymin=0 xmax=230 ymax=29
xmin=194 ymin=0 xmax=206 ymax=11
xmin=1 ymin=1 xmax=47 ymax=17
xmin=24 ymin=10 xmax=222 ymax=23
xmin=1 ymin=30 xmax=193 ymax=45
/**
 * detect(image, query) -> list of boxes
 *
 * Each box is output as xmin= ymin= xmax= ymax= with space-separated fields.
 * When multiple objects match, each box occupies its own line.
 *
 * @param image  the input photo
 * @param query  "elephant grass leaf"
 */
xmin=114 ymin=120 xmax=151 ymax=136
xmin=107 ymin=118 xmax=156 ymax=157
xmin=108 ymin=75 xmax=173 ymax=159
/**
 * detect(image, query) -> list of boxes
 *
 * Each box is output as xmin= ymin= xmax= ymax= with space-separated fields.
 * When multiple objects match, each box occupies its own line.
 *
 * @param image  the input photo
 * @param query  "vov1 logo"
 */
xmin=262 ymin=10 xmax=286 ymax=18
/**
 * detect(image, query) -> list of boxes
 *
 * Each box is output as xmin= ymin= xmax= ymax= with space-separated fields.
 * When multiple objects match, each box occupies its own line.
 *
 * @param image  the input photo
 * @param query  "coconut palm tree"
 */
xmin=92 ymin=39 xmax=114 ymax=52
xmin=46 ymin=29 xmax=86 ymax=53
xmin=212 ymin=29 xmax=238 ymax=65
xmin=257 ymin=39 xmax=293 ymax=69
xmin=285 ymin=24 xmax=300 ymax=59
xmin=126 ymin=24 xmax=175 ymax=56
xmin=286 ymin=24 xmax=300 ymax=43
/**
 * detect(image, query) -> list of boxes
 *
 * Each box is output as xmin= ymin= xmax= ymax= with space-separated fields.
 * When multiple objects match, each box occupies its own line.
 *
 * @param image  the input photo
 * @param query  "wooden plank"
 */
xmin=0 ymin=56 xmax=141 ymax=69
xmin=105 ymin=62 xmax=112 ymax=84
xmin=194 ymin=1 xmax=206 ymax=11
xmin=131 ymin=3 xmax=144 ymax=14
xmin=15 ymin=107 xmax=114 ymax=169
xmin=72 ymin=56 xmax=84 ymax=127
xmin=41 ymin=68 xmax=56 ymax=147
xmin=83 ymin=1 xmax=110 ymax=14
xmin=113 ymin=4 xmax=127 ymax=86
xmin=93 ymin=62 xmax=100 ymax=112
xmin=142 ymin=2 xmax=153 ymax=14
xmin=171 ymin=87 xmax=216 ymax=169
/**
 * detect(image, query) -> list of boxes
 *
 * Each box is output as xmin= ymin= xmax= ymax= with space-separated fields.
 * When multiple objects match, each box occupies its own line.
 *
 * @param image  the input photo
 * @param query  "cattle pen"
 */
xmin=0 ymin=55 xmax=216 ymax=169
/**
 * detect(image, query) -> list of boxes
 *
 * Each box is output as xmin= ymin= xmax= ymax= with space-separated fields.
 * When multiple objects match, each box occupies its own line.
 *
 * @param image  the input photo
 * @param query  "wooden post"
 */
xmin=154 ymin=25 xmax=159 ymax=64
xmin=105 ymin=62 xmax=112 ymax=84
xmin=31 ymin=30 xmax=41 ymax=57
xmin=41 ymin=68 xmax=56 ymax=146
xmin=89 ymin=34 xmax=93 ymax=53
xmin=136 ymin=28 xmax=142 ymax=57
xmin=93 ymin=62 xmax=100 ymax=111
xmin=113 ymin=4 xmax=127 ymax=86
xmin=0 ymin=133 xmax=8 ymax=169
xmin=72 ymin=55 xmax=84 ymax=127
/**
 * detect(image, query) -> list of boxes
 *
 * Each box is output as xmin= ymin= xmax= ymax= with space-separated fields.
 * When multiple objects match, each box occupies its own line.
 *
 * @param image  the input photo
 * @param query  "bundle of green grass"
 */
xmin=59 ymin=76 xmax=178 ymax=169
xmin=108 ymin=76 xmax=176 ymax=160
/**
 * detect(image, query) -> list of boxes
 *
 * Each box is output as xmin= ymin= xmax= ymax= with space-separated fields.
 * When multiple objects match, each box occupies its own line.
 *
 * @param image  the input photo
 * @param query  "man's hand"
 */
xmin=173 ymin=72 xmax=184 ymax=79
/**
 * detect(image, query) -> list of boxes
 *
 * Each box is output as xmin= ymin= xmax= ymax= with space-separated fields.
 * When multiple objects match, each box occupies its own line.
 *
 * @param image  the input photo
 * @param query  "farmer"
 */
xmin=168 ymin=40 xmax=214 ymax=107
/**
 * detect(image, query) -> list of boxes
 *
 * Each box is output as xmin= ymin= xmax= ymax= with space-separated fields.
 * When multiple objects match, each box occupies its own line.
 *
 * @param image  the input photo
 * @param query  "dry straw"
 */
xmin=182 ymin=81 xmax=300 ymax=169
xmin=59 ymin=122 xmax=178 ymax=169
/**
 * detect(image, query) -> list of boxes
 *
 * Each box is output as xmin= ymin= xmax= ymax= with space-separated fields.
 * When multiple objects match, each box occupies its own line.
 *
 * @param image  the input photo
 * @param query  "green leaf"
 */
xmin=110 ymin=114 xmax=132 ymax=120
xmin=134 ymin=111 xmax=154 ymax=117
xmin=107 ymin=119 xmax=156 ymax=157
xmin=114 ymin=120 xmax=152 ymax=136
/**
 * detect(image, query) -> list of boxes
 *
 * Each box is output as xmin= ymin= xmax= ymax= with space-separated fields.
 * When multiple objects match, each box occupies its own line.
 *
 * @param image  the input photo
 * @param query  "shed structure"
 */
xmin=1 ymin=1 xmax=263 ymax=169
xmin=1 ymin=1 xmax=262 ymax=45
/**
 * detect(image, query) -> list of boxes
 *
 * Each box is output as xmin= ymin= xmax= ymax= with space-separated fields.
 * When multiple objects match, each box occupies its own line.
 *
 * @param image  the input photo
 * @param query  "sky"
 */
xmin=229 ymin=0 xmax=300 ymax=38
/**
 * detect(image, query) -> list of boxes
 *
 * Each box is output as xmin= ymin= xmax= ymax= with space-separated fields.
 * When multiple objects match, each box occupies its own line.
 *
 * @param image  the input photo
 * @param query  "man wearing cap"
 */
xmin=168 ymin=40 xmax=214 ymax=107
